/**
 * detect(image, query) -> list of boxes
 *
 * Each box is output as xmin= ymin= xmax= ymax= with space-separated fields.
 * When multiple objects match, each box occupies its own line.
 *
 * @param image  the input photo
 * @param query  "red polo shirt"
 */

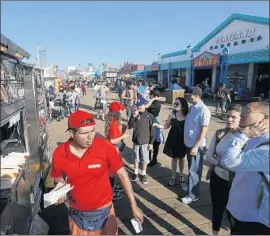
xmin=50 ymin=136 xmax=123 ymax=211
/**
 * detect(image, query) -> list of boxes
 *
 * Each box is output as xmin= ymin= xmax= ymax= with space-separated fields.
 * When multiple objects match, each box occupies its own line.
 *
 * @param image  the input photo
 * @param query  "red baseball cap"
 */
xmin=67 ymin=110 xmax=96 ymax=131
xmin=109 ymin=101 xmax=126 ymax=112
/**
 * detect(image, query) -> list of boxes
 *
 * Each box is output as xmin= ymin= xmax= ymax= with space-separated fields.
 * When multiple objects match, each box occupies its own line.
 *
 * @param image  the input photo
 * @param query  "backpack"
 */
xmin=215 ymin=128 xmax=229 ymax=143
xmin=256 ymin=142 xmax=270 ymax=189
xmin=255 ymin=141 xmax=270 ymax=209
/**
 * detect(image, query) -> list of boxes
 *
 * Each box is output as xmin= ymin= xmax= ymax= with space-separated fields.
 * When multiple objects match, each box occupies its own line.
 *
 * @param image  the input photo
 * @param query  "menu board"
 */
xmin=0 ymin=57 xmax=24 ymax=106
xmin=33 ymin=68 xmax=50 ymax=162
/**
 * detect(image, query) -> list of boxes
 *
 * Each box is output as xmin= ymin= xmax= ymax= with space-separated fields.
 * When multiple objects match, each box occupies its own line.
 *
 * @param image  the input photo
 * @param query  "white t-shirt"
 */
xmin=49 ymin=101 xmax=54 ymax=110
xmin=144 ymin=87 xmax=151 ymax=100
xmin=93 ymin=85 xmax=101 ymax=98
xmin=100 ymin=85 xmax=109 ymax=99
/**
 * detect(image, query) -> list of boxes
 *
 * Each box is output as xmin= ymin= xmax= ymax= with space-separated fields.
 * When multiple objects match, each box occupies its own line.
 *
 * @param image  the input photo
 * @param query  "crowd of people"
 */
xmin=45 ymin=80 xmax=88 ymax=122
xmin=49 ymin=78 xmax=269 ymax=235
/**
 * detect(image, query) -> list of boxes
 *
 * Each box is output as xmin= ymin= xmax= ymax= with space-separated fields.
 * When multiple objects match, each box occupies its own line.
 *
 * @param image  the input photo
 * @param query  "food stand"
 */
xmin=165 ymin=83 xmax=185 ymax=104
xmin=0 ymin=34 xmax=49 ymax=234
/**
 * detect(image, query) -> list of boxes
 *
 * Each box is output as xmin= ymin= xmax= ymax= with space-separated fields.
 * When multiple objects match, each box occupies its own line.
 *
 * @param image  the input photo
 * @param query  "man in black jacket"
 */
xmin=128 ymin=98 xmax=154 ymax=184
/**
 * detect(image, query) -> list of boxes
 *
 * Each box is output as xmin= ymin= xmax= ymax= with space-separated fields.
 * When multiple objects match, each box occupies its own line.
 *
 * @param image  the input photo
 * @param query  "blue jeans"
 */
xmin=126 ymin=105 xmax=132 ymax=118
xmin=187 ymin=146 xmax=205 ymax=199
xmin=60 ymin=107 xmax=65 ymax=118
xmin=153 ymin=117 xmax=165 ymax=144
xmin=216 ymin=99 xmax=226 ymax=113
xmin=69 ymin=103 xmax=76 ymax=114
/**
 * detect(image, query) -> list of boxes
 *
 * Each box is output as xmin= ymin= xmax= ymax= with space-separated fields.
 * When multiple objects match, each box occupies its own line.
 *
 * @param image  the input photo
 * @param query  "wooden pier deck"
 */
xmin=43 ymin=89 xmax=230 ymax=235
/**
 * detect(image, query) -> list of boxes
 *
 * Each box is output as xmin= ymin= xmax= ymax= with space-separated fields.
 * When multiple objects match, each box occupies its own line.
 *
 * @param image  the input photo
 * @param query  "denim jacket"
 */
xmin=220 ymin=132 xmax=269 ymax=227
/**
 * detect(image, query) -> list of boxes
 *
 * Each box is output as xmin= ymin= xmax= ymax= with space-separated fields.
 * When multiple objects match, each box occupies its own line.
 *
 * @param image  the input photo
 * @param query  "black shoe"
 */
xmin=141 ymin=175 xmax=148 ymax=184
xmin=148 ymin=159 xmax=157 ymax=167
xmin=131 ymin=174 xmax=138 ymax=182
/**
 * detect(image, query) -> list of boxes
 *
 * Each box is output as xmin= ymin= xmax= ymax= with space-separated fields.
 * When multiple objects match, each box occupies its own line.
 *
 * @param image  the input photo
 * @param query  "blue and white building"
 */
xmin=157 ymin=13 xmax=270 ymax=99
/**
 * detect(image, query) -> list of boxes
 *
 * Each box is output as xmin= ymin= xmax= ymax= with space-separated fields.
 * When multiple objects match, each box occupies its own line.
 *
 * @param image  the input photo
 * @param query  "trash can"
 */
xmin=166 ymin=89 xmax=185 ymax=104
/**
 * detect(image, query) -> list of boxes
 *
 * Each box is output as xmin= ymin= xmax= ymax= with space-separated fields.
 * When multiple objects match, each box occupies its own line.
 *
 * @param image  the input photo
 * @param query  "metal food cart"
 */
xmin=1 ymin=34 xmax=50 ymax=234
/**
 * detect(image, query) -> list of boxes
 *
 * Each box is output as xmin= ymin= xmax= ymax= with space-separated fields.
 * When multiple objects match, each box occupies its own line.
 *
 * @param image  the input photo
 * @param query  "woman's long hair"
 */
xmin=105 ymin=111 xmax=122 ymax=139
xmin=174 ymin=97 xmax=189 ymax=117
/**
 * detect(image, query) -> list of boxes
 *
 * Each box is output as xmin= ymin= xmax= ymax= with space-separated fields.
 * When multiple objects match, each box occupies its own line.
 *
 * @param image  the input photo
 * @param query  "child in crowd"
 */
xmin=97 ymin=81 xmax=109 ymax=121
xmin=146 ymin=89 xmax=164 ymax=167
xmin=105 ymin=101 xmax=129 ymax=200
xmin=66 ymin=85 xmax=79 ymax=115
xmin=128 ymin=98 xmax=155 ymax=184
xmin=95 ymin=86 xmax=107 ymax=121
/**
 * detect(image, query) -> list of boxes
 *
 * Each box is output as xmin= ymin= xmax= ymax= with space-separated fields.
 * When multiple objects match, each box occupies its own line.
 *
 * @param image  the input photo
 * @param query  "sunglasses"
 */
xmin=174 ymin=102 xmax=180 ymax=106
xmin=81 ymin=119 xmax=95 ymax=124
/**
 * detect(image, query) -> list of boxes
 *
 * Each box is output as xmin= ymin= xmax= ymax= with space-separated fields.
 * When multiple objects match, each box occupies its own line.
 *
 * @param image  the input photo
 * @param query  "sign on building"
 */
xmin=216 ymin=28 xmax=255 ymax=44
xmin=193 ymin=51 xmax=220 ymax=68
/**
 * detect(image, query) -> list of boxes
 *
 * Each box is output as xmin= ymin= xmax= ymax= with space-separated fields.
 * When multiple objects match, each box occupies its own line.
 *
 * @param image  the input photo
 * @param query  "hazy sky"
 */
xmin=1 ymin=1 xmax=269 ymax=68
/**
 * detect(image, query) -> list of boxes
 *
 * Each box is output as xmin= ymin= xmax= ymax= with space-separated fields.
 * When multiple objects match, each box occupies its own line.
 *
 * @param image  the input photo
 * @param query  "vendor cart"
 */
xmin=0 ymin=34 xmax=50 ymax=235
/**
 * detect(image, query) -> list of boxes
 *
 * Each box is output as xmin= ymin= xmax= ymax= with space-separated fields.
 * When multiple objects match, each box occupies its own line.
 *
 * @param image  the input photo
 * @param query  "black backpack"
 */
xmin=256 ymin=142 xmax=270 ymax=190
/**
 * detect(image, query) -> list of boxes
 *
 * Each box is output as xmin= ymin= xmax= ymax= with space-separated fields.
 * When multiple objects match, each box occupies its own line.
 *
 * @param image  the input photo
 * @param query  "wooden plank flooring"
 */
xmin=44 ymin=89 xmax=230 ymax=235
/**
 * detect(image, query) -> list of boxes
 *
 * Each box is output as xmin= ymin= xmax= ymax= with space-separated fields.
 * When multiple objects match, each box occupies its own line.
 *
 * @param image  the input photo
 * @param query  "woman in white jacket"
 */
xmin=205 ymin=104 xmax=243 ymax=235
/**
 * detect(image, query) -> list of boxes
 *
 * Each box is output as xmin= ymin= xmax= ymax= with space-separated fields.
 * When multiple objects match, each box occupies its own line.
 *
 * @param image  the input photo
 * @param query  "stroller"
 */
xmin=51 ymin=98 xmax=62 ymax=121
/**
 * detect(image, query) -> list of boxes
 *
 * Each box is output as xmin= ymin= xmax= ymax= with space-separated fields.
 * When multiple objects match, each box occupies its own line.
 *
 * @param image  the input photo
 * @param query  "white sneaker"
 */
xmin=181 ymin=195 xmax=198 ymax=205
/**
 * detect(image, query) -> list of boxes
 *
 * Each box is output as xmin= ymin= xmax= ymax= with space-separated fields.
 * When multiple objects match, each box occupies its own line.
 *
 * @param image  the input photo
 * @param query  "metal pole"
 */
xmin=190 ymin=53 xmax=195 ymax=87
xmin=191 ymin=67 xmax=194 ymax=87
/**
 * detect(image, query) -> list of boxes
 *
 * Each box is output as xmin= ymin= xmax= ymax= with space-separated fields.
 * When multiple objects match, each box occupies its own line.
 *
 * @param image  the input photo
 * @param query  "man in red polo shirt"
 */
xmin=50 ymin=110 xmax=143 ymax=235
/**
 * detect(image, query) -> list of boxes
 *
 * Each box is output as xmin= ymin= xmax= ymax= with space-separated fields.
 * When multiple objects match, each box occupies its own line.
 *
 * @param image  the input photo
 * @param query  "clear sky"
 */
xmin=1 ymin=1 xmax=269 ymax=69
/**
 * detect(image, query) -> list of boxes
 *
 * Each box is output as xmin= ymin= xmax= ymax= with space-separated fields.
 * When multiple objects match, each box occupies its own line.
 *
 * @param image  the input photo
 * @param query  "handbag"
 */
xmin=255 ymin=142 xmax=270 ymax=209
